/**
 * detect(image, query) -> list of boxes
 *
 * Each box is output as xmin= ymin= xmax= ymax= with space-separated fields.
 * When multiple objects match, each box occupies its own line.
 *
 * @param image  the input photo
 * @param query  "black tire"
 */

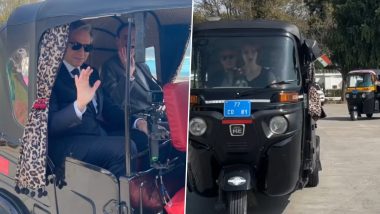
xmin=306 ymin=136 xmax=320 ymax=188
xmin=366 ymin=113 xmax=373 ymax=118
xmin=350 ymin=111 xmax=358 ymax=121
xmin=228 ymin=191 xmax=247 ymax=214
xmin=306 ymin=168 xmax=319 ymax=187
xmin=0 ymin=190 xmax=28 ymax=214
xmin=186 ymin=165 xmax=194 ymax=192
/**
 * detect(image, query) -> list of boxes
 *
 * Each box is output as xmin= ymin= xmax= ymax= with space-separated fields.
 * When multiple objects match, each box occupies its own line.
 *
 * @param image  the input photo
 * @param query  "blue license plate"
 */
xmin=224 ymin=100 xmax=251 ymax=118
xmin=352 ymin=90 xmax=358 ymax=94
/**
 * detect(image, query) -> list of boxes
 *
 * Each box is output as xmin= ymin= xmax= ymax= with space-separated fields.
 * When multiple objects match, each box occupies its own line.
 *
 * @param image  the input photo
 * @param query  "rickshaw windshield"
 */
xmin=347 ymin=73 xmax=374 ymax=87
xmin=192 ymin=36 xmax=299 ymax=89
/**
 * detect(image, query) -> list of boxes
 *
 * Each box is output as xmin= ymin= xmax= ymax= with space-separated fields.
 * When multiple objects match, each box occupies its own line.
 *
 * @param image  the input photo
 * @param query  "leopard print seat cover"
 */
xmin=15 ymin=24 xmax=69 ymax=195
xmin=308 ymin=84 xmax=322 ymax=119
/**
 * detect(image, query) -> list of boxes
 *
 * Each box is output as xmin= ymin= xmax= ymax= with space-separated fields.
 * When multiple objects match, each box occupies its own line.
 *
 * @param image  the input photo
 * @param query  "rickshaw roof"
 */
xmin=2 ymin=0 xmax=191 ymax=85
xmin=349 ymin=69 xmax=380 ymax=75
xmin=194 ymin=20 xmax=301 ymax=40
xmin=6 ymin=0 xmax=190 ymax=30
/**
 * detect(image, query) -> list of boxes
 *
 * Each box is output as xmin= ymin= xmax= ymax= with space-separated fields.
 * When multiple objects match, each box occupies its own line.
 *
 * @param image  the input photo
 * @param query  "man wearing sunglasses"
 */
xmin=101 ymin=23 xmax=163 ymax=147
xmin=48 ymin=20 xmax=138 ymax=179
xmin=208 ymin=46 xmax=240 ymax=87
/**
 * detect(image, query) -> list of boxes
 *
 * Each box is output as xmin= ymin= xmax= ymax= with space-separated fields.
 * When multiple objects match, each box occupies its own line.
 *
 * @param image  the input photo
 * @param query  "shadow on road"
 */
xmin=321 ymin=116 xmax=380 ymax=121
xmin=321 ymin=116 xmax=351 ymax=121
xmin=186 ymin=191 xmax=290 ymax=214
xmin=248 ymin=192 xmax=290 ymax=214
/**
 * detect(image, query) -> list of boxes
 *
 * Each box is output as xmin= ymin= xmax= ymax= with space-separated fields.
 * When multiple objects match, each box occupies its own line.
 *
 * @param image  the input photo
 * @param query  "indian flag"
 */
xmin=316 ymin=54 xmax=332 ymax=67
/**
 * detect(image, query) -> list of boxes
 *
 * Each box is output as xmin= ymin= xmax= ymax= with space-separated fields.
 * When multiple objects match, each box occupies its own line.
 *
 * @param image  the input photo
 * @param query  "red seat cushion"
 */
xmin=164 ymin=187 xmax=185 ymax=214
xmin=163 ymin=81 xmax=189 ymax=152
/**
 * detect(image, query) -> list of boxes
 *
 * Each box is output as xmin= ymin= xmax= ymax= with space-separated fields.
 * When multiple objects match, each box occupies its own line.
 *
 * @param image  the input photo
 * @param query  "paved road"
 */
xmin=186 ymin=104 xmax=380 ymax=214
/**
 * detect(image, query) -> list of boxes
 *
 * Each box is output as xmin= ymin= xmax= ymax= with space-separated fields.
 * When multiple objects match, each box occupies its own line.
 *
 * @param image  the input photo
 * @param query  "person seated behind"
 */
xmin=361 ymin=75 xmax=374 ymax=87
xmin=101 ymin=23 xmax=163 ymax=139
xmin=207 ymin=47 xmax=240 ymax=87
xmin=48 ymin=21 xmax=139 ymax=178
xmin=241 ymin=43 xmax=276 ymax=87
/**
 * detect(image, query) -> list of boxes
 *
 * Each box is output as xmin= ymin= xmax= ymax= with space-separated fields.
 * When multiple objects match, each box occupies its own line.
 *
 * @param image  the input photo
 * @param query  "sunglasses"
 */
xmin=68 ymin=42 xmax=93 ymax=52
xmin=220 ymin=55 xmax=236 ymax=61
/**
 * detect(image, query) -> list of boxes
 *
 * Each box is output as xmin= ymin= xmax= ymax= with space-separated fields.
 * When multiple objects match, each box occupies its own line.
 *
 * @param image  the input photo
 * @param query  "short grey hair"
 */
xmin=69 ymin=20 xmax=92 ymax=38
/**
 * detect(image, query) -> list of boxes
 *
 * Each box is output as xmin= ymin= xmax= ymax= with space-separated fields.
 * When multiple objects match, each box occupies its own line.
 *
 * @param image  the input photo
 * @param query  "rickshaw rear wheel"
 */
xmin=228 ymin=191 xmax=247 ymax=214
xmin=306 ymin=136 xmax=320 ymax=188
xmin=306 ymin=168 xmax=319 ymax=187
xmin=0 ymin=190 xmax=28 ymax=214
xmin=350 ymin=111 xmax=358 ymax=121
xmin=366 ymin=113 xmax=373 ymax=118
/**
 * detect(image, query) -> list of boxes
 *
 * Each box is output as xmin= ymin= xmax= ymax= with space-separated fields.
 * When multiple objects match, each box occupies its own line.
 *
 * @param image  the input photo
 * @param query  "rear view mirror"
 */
xmin=304 ymin=39 xmax=322 ymax=60
xmin=304 ymin=39 xmax=331 ymax=68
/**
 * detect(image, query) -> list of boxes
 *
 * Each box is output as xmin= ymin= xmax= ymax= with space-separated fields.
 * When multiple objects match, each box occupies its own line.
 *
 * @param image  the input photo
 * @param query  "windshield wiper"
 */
xmin=235 ymin=79 xmax=298 ymax=98
xmin=265 ymin=79 xmax=298 ymax=88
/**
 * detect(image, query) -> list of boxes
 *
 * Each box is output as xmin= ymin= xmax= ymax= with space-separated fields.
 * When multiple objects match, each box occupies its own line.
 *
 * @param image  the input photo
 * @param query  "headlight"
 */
xmin=189 ymin=117 xmax=207 ymax=136
xmin=361 ymin=93 xmax=366 ymax=98
xmin=345 ymin=93 xmax=350 ymax=99
xmin=269 ymin=116 xmax=288 ymax=134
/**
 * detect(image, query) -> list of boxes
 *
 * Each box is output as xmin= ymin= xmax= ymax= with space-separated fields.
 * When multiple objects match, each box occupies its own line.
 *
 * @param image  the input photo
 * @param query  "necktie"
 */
xmin=71 ymin=68 xmax=80 ymax=77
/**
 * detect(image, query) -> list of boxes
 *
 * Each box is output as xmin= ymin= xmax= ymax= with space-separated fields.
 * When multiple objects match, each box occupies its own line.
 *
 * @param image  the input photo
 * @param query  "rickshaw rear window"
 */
xmin=191 ymin=36 xmax=299 ymax=89
xmin=6 ymin=47 xmax=29 ymax=126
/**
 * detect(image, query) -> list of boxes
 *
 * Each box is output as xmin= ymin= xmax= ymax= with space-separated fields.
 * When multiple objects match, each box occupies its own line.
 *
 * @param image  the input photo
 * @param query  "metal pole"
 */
xmin=123 ymin=18 xmax=133 ymax=214
xmin=124 ymin=19 xmax=133 ymax=177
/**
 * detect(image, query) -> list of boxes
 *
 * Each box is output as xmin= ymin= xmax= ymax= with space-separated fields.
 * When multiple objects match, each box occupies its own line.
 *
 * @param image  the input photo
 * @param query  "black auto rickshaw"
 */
xmin=345 ymin=69 xmax=380 ymax=120
xmin=0 ymin=0 xmax=191 ymax=213
xmin=188 ymin=20 xmax=323 ymax=214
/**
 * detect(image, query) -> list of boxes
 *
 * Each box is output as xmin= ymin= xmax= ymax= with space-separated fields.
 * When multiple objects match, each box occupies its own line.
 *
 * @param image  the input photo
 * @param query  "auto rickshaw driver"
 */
xmin=101 ymin=23 xmax=167 ymax=144
xmin=207 ymin=46 xmax=240 ymax=87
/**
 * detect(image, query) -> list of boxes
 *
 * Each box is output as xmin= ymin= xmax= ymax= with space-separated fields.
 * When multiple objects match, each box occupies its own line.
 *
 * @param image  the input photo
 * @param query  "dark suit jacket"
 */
xmin=101 ymin=55 xmax=161 ymax=114
xmin=49 ymin=64 xmax=124 ymax=138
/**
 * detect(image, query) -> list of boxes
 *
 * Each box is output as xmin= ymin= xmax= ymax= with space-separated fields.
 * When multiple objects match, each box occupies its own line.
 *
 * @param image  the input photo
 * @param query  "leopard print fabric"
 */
xmin=308 ymin=84 xmax=322 ymax=120
xmin=15 ymin=24 xmax=69 ymax=192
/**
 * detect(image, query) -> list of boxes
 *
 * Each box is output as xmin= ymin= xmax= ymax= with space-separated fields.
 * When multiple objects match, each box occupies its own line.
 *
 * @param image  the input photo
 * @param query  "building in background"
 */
xmin=315 ymin=69 xmax=342 ymax=100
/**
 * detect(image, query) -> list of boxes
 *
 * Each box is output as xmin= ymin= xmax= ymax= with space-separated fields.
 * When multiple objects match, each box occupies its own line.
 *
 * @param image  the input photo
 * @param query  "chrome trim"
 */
xmin=205 ymin=99 xmax=270 ymax=104
xmin=229 ymin=124 xmax=245 ymax=136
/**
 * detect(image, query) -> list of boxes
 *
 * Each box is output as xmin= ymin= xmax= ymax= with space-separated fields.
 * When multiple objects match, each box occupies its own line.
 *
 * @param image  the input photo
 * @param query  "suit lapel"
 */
xmin=135 ymin=69 xmax=149 ymax=91
xmin=55 ymin=65 xmax=76 ymax=101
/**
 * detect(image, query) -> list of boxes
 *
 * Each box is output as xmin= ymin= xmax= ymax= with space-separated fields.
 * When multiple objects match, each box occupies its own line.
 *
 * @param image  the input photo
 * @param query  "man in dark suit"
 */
xmin=207 ymin=47 xmax=240 ymax=87
xmin=48 ymin=21 xmax=137 ymax=177
xmin=101 ymin=23 xmax=163 ymax=137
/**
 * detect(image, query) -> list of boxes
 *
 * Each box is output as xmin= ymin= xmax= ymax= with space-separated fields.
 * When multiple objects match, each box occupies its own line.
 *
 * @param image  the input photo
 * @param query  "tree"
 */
xmin=0 ymin=0 xmax=39 ymax=25
xmin=304 ymin=0 xmax=334 ymax=55
xmin=194 ymin=0 xmax=306 ymax=23
xmin=328 ymin=0 xmax=380 ymax=99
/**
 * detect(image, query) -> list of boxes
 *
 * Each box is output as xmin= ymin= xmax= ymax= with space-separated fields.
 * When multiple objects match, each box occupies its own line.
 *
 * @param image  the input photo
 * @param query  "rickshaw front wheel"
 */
xmin=350 ymin=111 xmax=358 ymax=121
xmin=0 ymin=190 xmax=28 ymax=214
xmin=306 ymin=168 xmax=319 ymax=187
xmin=228 ymin=191 xmax=247 ymax=214
xmin=306 ymin=136 xmax=320 ymax=188
xmin=366 ymin=113 xmax=373 ymax=118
